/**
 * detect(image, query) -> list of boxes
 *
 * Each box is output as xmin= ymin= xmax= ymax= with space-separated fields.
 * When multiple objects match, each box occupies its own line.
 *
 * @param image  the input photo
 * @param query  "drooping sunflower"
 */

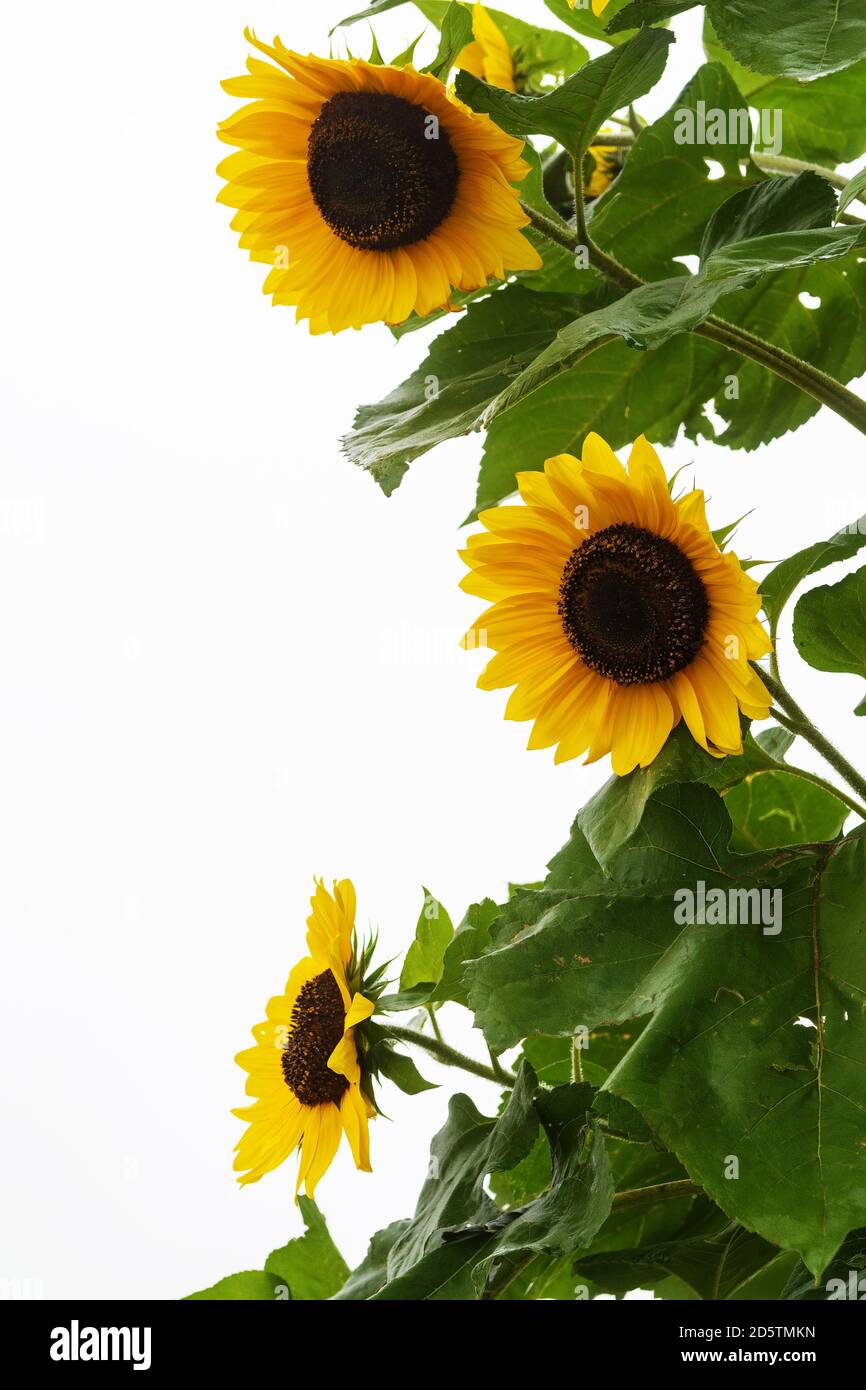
xmin=456 ymin=3 xmax=516 ymax=92
xmin=217 ymin=31 xmax=541 ymax=333
xmin=460 ymin=434 xmax=772 ymax=776
xmin=233 ymin=878 xmax=383 ymax=1197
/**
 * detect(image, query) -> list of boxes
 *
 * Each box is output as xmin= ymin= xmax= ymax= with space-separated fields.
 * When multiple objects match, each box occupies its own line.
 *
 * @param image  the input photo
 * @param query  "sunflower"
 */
xmin=460 ymin=434 xmax=772 ymax=776
xmin=585 ymin=131 xmax=622 ymax=200
xmin=456 ymin=3 xmax=516 ymax=92
xmin=233 ymin=878 xmax=383 ymax=1197
xmin=217 ymin=31 xmax=540 ymax=333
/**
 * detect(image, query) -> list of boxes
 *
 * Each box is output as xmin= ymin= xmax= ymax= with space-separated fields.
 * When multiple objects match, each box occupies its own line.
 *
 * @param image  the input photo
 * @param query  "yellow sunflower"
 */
xmin=456 ymin=3 xmax=516 ymax=92
xmin=233 ymin=878 xmax=380 ymax=1197
xmin=585 ymin=131 xmax=622 ymax=200
xmin=217 ymin=31 xmax=540 ymax=333
xmin=460 ymin=434 xmax=772 ymax=776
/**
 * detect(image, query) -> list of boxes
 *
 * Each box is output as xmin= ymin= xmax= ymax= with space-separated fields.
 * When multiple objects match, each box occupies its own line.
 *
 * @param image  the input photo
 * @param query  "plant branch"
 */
xmin=518 ymin=203 xmax=866 ymax=440
xmin=758 ymin=668 xmax=866 ymax=808
xmin=381 ymin=1024 xmax=517 ymax=1086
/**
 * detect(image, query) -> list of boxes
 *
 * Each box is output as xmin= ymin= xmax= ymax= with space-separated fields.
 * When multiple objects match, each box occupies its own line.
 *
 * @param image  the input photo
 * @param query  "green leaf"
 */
xmin=703 ymin=17 xmax=866 ymax=165
xmin=793 ymin=565 xmax=866 ymax=710
xmin=724 ymin=770 xmax=849 ymax=851
xmin=400 ymin=889 xmax=454 ymax=990
xmin=700 ymin=173 xmax=837 ymax=262
xmin=264 ymin=1198 xmax=350 ymax=1300
xmin=415 ymin=1 xmax=589 ymax=88
xmin=760 ymin=517 xmax=866 ymax=644
xmin=433 ymin=896 xmax=501 ymax=1006
xmin=423 ymin=1 xmax=473 ymax=81
xmin=545 ymin=0 xmax=641 ymax=46
xmin=839 ymin=166 xmax=866 ymax=219
xmin=782 ymin=1227 xmax=866 ymax=1299
xmin=369 ymin=1039 xmax=438 ymax=1093
xmin=468 ymin=784 xmax=866 ymax=1274
xmin=331 ymin=1220 xmax=411 ymax=1300
xmin=482 ymin=221 xmax=866 ymax=430
xmin=576 ymin=1221 xmax=782 ymax=1299
xmin=573 ymin=725 xmax=795 ymax=871
xmin=454 ymin=27 xmax=674 ymax=154
xmin=184 ymin=1270 xmax=282 ymax=1301
xmin=386 ymin=1063 xmax=541 ymax=1278
xmin=331 ymin=0 xmax=412 ymax=33
xmin=588 ymin=64 xmax=760 ymax=281
xmin=473 ymin=1087 xmax=614 ymax=1292
xmin=708 ymin=0 xmax=866 ymax=80
xmin=342 ymin=285 xmax=575 ymax=495
xmin=608 ymin=0 xmax=699 ymax=33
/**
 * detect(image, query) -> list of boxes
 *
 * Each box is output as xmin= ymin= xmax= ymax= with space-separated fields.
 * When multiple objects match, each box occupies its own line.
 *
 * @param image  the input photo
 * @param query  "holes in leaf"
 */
xmin=798 ymin=292 xmax=822 ymax=310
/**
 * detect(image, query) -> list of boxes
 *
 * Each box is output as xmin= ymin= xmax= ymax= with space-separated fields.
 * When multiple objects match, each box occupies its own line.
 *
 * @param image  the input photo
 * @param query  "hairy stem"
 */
xmin=381 ymin=1024 xmax=517 ymax=1086
xmin=518 ymin=202 xmax=866 ymax=440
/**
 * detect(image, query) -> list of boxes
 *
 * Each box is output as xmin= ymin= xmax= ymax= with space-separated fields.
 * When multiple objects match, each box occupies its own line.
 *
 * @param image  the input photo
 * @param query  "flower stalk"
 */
xmin=381 ymin=1023 xmax=518 ymax=1086
xmin=519 ymin=199 xmax=866 ymax=441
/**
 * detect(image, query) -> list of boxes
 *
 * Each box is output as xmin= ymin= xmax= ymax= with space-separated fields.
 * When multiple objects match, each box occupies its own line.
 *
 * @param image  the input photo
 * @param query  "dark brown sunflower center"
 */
xmin=558 ymin=523 xmax=709 ymax=685
xmin=306 ymin=90 xmax=459 ymax=251
xmin=281 ymin=970 xmax=349 ymax=1106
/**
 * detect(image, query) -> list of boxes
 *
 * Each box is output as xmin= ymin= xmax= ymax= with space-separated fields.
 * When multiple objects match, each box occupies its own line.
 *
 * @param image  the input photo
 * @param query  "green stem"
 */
xmin=519 ymin=203 xmax=866 ymax=441
xmin=611 ymin=1179 xmax=701 ymax=1212
xmin=426 ymin=1005 xmax=444 ymax=1045
xmin=758 ymin=667 xmax=866 ymax=808
xmin=381 ymin=1024 xmax=517 ymax=1087
xmin=570 ymin=1037 xmax=584 ymax=1083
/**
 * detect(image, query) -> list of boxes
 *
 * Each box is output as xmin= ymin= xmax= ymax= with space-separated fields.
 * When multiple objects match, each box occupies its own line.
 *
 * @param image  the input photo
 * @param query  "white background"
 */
xmin=2 ymin=1 xmax=865 ymax=1300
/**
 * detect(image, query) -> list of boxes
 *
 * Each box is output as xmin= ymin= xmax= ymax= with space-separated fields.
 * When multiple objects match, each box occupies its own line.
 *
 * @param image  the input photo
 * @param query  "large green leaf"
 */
xmin=467 ymin=783 xmax=866 ymax=1275
xmin=703 ymin=17 xmax=866 ymax=165
xmin=472 ymin=1085 xmax=613 ymax=1293
xmin=342 ymin=285 xmax=575 ymax=494
xmin=724 ymin=770 xmax=850 ymax=851
xmin=576 ymin=1219 xmax=783 ymax=1299
xmin=385 ymin=1063 xmax=541 ymax=1279
xmin=782 ymin=1227 xmax=866 ymax=1299
xmin=588 ymin=64 xmax=760 ymax=281
xmin=699 ymin=173 xmax=837 ymax=261
xmin=575 ymin=725 xmax=796 ymax=870
xmin=455 ymin=27 xmax=674 ymax=153
xmin=185 ymin=1199 xmax=348 ymax=1301
xmin=482 ymin=220 xmax=866 ymax=428
xmin=760 ymin=517 xmax=866 ymax=645
xmin=264 ymin=1198 xmax=351 ymax=1300
xmin=708 ymin=0 xmax=866 ymax=80
xmin=793 ymin=565 xmax=866 ymax=712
